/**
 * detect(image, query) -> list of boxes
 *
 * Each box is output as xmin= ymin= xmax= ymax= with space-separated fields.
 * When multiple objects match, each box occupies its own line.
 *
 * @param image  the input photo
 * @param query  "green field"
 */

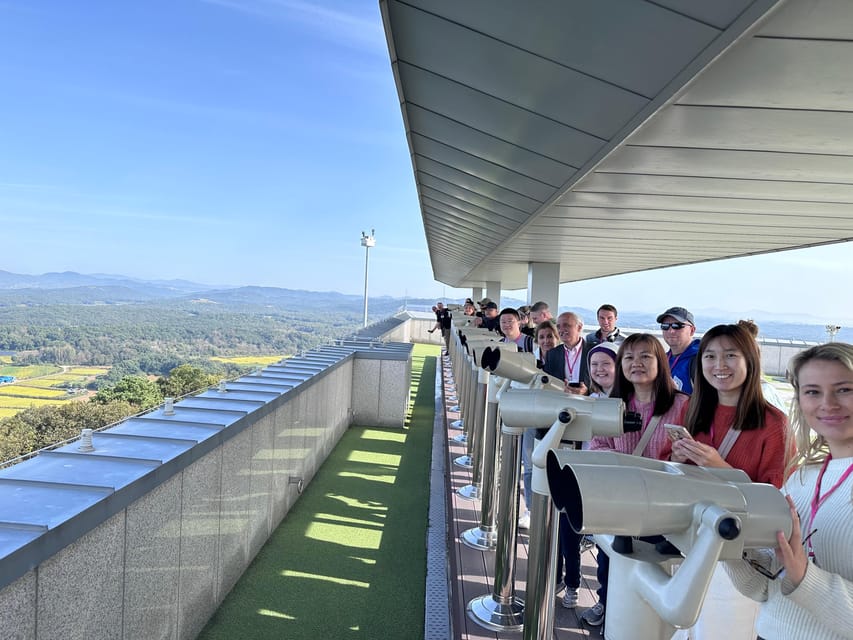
xmin=0 ymin=364 xmax=61 ymax=378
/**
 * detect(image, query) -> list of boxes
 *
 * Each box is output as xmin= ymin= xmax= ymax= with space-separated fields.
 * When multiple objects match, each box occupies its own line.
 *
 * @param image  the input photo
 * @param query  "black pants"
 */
xmin=555 ymin=512 xmax=582 ymax=589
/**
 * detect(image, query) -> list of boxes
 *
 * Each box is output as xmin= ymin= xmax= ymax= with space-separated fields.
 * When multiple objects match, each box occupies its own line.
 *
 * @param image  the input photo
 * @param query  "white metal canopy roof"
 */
xmin=380 ymin=0 xmax=853 ymax=290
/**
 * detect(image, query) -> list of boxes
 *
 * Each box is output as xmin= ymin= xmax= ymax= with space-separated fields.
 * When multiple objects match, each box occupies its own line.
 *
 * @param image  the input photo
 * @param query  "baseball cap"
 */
xmin=656 ymin=306 xmax=695 ymax=326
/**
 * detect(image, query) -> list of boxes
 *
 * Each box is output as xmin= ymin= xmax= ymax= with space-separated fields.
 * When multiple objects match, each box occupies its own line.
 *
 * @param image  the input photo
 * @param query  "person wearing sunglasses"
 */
xmin=657 ymin=306 xmax=700 ymax=394
xmin=724 ymin=342 xmax=853 ymax=640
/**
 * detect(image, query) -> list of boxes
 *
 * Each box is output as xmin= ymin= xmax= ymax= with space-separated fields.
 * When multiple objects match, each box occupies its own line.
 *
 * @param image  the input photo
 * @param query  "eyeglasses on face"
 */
xmin=660 ymin=322 xmax=687 ymax=331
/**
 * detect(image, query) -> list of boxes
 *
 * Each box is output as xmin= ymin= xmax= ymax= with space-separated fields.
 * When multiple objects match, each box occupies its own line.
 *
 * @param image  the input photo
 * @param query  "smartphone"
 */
xmin=664 ymin=424 xmax=691 ymax=441
xmin=567 ymin=382 xmax=582 ymax=388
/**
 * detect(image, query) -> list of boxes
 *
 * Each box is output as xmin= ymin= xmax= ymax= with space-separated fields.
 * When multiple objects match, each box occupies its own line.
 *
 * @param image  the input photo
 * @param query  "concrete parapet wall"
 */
xmin=0 ymin=341 xmax=412 ymax=640
xmin=382 ymin=312 xmax=445 ymax=346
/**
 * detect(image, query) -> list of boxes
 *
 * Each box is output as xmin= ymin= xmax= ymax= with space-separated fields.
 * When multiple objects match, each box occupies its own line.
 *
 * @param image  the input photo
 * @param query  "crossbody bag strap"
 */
xmin=632 ymin=415 xmax=663 ymax=457
xmin=717 ymin=427 xmax=742 ymax=461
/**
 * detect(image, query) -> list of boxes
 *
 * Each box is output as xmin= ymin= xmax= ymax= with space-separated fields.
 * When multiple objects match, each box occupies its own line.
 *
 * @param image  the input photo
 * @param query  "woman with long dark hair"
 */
xmin=590 ymin=333 xmax=688 ymax=457
xmin=671 ymin=320 xmax=789 ymax=640
xmin=582 ymin=333 xmax=689 ymax=627
xmin=672 ymin=320 xmax=788 ymax=485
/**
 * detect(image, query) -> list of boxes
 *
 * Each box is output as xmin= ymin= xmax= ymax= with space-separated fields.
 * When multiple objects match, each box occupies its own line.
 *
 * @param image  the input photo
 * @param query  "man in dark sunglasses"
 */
xmin=656 ymin=306 xmax=700 ymax=394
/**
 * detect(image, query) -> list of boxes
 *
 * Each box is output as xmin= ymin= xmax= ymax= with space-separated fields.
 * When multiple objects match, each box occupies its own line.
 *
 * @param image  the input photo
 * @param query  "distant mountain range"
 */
xmin=0 ymin=270 xmax=428 ymax=315
xmin=0 ymin=270 xmax=849 ymax=344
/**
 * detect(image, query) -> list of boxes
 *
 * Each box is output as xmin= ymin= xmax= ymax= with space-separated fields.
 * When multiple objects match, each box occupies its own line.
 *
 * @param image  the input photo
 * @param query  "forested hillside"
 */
xmin=0 ymin=283 xmax=386 ymax=462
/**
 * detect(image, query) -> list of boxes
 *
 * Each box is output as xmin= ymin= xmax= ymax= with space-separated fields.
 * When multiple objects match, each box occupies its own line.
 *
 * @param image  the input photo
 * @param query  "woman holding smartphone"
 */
xmin=672 ymin=320 xmax=788 ymax=486
xmin=671 ymin=321 xmax=789 ymax=640
xmin=582 ymin=334 xmax=689 ymax=626
xmin=590 ymin=333 xmax=689 ymax=457
xmin=725 ymin=342 xmax=853 ymax=639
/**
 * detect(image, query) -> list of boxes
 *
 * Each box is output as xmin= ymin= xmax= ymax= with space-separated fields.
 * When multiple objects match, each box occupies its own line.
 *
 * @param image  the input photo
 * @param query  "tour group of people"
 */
xmin=438 ymin=298 xmax=852 ymax=639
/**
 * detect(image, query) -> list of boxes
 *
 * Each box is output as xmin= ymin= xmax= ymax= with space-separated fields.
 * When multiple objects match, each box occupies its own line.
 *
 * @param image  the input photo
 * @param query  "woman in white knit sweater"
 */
xmin=725 ymin=342 xmax=853 ymax=639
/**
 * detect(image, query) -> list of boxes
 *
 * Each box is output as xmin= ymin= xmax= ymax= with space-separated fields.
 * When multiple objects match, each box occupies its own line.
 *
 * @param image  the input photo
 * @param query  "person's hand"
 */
xmin=775 ymin=495 xmax=809 ymax=587
xmin=673 ymin=438 xmax=728 ymax=468
xmin=670 ymin=437 xmax=690 ymax=463
xmin=564 ymin=381 xmax=587 ymax=396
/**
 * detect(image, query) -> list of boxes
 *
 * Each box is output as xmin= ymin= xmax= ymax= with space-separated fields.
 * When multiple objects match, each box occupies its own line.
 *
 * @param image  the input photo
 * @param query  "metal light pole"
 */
xmin=361 ymin=229 xmax=375 ymax=328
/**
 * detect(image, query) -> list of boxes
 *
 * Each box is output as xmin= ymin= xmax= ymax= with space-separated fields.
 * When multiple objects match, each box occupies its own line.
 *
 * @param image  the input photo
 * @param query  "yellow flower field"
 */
xmin=0 ymin=396 xmax=64 ymax=408
xmin=0 ymin=386 xmax=69 ymax=399
xmin=15 ymin=378 xmax=69 ymax=388
xmin=210 ymin=355 xmax=285 ymax=366
xmin=66 ymin=367 xmax=110 ymax=376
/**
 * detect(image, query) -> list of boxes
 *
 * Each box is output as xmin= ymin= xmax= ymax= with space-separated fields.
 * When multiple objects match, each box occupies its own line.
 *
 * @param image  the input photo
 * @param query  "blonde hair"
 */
xmin=786 ymin=342 xmax=853 ymax=476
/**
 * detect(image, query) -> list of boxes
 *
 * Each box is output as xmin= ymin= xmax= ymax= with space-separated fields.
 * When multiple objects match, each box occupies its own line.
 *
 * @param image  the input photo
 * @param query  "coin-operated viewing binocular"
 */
xmin=479 ymin=347 xmax=564 ymax=391
xmin=498 ymin=387 xmax=641 ymax=440
xmin=546 ymin=450 xmax=792 ymax=638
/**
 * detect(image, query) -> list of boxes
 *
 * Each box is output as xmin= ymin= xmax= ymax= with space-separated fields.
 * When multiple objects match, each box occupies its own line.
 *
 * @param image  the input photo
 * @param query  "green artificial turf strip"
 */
xmin=199 ymin=343 xmax=440 ymax=640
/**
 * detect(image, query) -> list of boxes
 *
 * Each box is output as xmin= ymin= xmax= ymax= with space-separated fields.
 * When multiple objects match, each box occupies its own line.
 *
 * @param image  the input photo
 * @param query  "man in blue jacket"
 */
xmin=656 ymin=306 xmax=700 ymax=394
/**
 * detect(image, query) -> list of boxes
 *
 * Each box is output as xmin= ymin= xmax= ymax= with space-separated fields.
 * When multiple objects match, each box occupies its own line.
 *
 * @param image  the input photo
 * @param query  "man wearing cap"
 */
xmin=657 ymin=306 xmax=700 ymax=394
xmin=585 ymin=304 xmax=625 ymax=347
xmin=474 ymin=301 xmax=500 ymax=331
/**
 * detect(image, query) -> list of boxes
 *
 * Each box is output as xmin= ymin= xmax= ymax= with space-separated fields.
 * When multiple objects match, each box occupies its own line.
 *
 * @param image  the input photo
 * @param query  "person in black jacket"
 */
xmin=540 ymin=311 xmax=590 ymax=607
xmin=543 ymin=311 xmax=591 ymax=394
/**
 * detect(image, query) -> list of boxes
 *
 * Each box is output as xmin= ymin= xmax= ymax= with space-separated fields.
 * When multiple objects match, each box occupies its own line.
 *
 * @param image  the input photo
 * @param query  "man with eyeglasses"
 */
xmin=656 ymin=306 xmax=700 ymax=394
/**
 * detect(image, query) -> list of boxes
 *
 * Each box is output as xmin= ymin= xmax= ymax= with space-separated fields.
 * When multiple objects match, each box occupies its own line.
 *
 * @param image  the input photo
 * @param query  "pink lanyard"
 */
xmin=806 ymin=455 xmax=853 ymax=560
xmin=564 ymin=344 xmax=581 ymax=381
xmin=669 ymin=352 xmax=683 ymax=370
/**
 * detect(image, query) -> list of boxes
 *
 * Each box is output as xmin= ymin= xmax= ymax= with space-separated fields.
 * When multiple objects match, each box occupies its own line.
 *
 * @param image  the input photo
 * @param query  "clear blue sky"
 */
xmin=1 ymin=1 xmax=850 ymax=323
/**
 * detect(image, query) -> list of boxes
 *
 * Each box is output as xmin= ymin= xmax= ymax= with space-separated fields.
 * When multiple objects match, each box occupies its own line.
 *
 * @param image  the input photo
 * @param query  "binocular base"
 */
xmin=452 ymin=433 xmax=467 ymax=443
xmin=461 ymin=525 xmax=497 ymax=551
xmin=467 ymin=594 xmax=524 ymax=632
xmin=457 ymin=483 xmax=480 ymax=500
xmin=453 ymin=454 xmax=473 ymax=469
xmin=450 ymin=419 xmax=464 ymax=430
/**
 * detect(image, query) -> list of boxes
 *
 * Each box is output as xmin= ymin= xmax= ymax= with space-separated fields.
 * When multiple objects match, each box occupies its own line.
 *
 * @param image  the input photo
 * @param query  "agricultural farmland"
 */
xmin=210 ymin=355 xmax=285 ymax=367
xmin=0 ymin=365 xmax=111 ymax=419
